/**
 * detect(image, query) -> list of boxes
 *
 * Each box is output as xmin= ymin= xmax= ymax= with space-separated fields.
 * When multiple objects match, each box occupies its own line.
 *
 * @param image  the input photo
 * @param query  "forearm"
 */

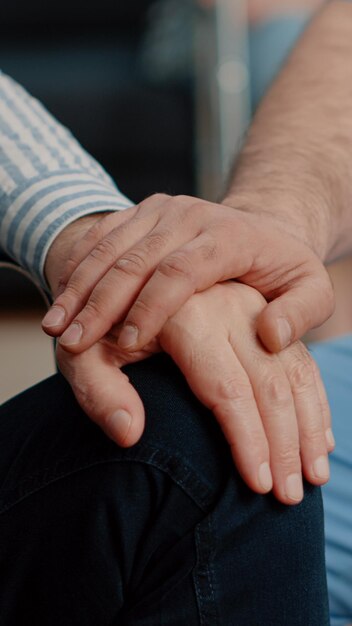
xmin=224 ymin=1 xmax=352 ymax=263
xmin=0 ymin=72 xmax=132 ymax=289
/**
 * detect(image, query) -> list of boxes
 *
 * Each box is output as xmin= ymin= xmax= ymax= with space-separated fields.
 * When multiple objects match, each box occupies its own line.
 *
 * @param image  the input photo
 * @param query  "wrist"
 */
xmin=44 ymin=213 xmax=108 ymax=296
xmin=222 ymin=188 xmax=333 ymax=261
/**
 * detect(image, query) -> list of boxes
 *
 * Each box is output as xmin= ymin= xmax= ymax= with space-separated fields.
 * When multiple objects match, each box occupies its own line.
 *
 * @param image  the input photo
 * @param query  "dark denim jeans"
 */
xmin=0 ymin=355 xmax=329 ymax=625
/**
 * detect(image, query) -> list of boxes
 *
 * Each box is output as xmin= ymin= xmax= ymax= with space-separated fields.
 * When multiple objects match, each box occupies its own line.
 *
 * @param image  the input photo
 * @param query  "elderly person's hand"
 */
xmin=55 ymin=279 xmax=332 ymax=506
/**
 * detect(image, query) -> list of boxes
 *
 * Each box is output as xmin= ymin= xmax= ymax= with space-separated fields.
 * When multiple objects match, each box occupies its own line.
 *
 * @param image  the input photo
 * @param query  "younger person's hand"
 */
xmin=42 ymin=194 xmax=334 ymax=356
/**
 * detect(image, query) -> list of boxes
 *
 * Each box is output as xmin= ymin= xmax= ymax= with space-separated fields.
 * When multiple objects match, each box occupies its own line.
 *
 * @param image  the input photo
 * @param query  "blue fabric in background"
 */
xmin=249 ymin=13 xmax=312 ymax=110
xmin=311 ymin=337 xmax=352 ymax=626
xmin=250 ymin=14 xmax=352 ymax=625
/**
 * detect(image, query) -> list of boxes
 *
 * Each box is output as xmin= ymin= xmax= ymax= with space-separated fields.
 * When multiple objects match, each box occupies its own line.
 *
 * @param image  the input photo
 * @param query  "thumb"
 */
xmin=257 ymin=274 xmax=335 ymax=352
xmin=56 ymin=343 xmax=145 ymax=446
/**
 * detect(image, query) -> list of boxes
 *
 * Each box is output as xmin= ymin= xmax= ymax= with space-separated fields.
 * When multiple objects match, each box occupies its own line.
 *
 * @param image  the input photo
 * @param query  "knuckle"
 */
xmin=131 ymin=296 xmax=164 ymax=317
xmin=289 ymin=358 xmax=314 ymax=390
xmin=90 ymin=238 xmax=117 ymax=264
xmin=150 ymin=192 xmax=170 ymax=202
xmin=199 ymin=241 xmax=218 ymax=262
xmin=187 ymin=199 xmax=209 ymax=220
xmin=84 ymin=218 xmax=105 ymax=243
xmin=300 ymin=424 xmax=324 ymax=447
xmin=258 ymin=373 xmax=291 ymax=407
xmin=59 ymin=280 xmax=84 ymax=302
xmin=186 ymin=347 xmax=213 ymax=376
xmin=164 ymin=196 xmax=189 ymax=220
xmin=174 ymin=194 xmax=200 ymax=208
xmin=285 ymin=344 xmax=317 ymax=389
xmin=158 ymin=253 xmax=195 ymax=284
xmin=114 ymin=250 xmax=149 ymax=276
xmin=275 ymin=444 xmax=301 ymax=469
xmin=139 ymin=193 xmax=170 ymax=213
xmin=215 ymin=377 xmax=253 ymax=404
xmin=61 ymin=255 xmax=78 ymax=278
xmin=144 ymin=230 xmax=171 ymax=254
xmin=83 ymin=297 xmax=105 ymax=320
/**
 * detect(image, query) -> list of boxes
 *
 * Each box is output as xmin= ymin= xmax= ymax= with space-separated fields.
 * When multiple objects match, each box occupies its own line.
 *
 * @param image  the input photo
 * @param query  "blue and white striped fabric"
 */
xmin=0 ymin=71 xmax=133 ymax=289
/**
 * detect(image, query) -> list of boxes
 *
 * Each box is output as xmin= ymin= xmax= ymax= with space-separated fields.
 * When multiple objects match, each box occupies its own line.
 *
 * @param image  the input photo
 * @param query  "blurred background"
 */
xmin=1 ymin=0 xmax=351 ymax=403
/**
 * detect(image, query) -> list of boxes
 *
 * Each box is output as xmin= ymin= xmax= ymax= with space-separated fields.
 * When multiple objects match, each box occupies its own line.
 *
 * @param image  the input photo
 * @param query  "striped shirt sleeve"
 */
xmin=0 ymin=71 xmax=133 ymax=289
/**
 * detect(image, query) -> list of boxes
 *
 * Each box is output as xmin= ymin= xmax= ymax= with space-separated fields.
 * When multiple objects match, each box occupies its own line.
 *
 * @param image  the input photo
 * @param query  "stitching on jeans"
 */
xmin=0 ymin=443 xmax=218 ymax=515
xmin=193 ymin=515 xmax=219 ymax=626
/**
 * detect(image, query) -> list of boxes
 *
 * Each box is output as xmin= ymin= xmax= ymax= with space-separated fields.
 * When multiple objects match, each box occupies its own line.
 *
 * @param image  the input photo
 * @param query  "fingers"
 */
xmin=123 ymin=227 xmax=332 ymax=356
xmin=160 ymin=314 xmax=273 ymax=496
xmin=257 ymin=267 xmax=335 ymax=352
xmin=166 ymin=282 xmax=333 ymax=505
xmin=310 ymin=353 xmax=334 ymax=452
xmin=54 ymin=194 xmax=171 ymax=293
xmin=60 ymin=221 xmax=250 ymax=354
xmin=214 ymin=277 xmax=331 ymax=504
xmin=55 ymin=206 xmax=140 ymax=293
xmin=117 ymin=228 xmax=251 ymax=350
xmin=43 ymin=194 xmax=207 ymax=351
xmin=56 ymin=342 xmax=145 ymax=447
xmin=234 ymin=346 xmax=304 ymax=505
xmin=42 ymin=200 xmax=163 ymax=336
xmin=278 ymin=343 xmax=331 ymax=488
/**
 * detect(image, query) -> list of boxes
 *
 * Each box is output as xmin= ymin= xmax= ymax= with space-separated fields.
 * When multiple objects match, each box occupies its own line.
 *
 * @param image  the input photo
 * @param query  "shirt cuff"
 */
xmin=1 ymin=170 xmax=134 ymax=291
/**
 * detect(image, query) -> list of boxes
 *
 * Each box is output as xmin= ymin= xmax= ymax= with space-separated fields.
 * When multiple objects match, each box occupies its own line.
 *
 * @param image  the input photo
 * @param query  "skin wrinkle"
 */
xmin=199 ymin=241 xmax=218 ymax=262
xmin=242 ymin=258 xmax=310 ymax=298
xmin=142 ymin=230 xmax=174 ymax=255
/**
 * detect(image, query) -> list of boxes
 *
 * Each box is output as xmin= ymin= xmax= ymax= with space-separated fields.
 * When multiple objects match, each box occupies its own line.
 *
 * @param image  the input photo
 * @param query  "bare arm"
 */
xmin=225 ymin=0 xmax=352 ymax=263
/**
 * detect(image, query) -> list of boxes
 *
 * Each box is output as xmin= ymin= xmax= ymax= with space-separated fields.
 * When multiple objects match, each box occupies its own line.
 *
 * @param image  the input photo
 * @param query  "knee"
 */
xmin=123 ymin=354 xmax=233 ymax=487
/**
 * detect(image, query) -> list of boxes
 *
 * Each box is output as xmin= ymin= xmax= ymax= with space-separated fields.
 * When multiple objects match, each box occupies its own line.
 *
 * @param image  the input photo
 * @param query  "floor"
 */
xmin=0 ymin=265 xmax=56 ymax=405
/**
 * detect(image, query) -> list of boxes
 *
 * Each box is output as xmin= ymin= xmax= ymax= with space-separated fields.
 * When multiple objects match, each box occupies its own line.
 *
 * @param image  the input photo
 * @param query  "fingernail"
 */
xmin=278 ymin=318 xmax=292 ymax=349
xmin=325 ymin=428 xmax=335 ymax=449
xmin=258 ymin=462 xmax=273 ymax=492
xmin=285 ymin=473 xmax=303 ymax=502
xmin=42 ymin=305 xmax=65 ymax=327
xmin=118 ymin=324 xmax=139 ymax=350
xmin=59 ymin=322 xmax=82 ymax=346
xmin=106 ymin=410 xmax=132 ymax=443
xmin=313 ymin=455 xmax=330 ymax=481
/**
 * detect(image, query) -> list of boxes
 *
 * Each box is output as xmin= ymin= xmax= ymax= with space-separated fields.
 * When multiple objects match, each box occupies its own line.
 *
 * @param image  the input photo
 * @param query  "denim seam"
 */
xmin=0 ymin=443 xmax=217 ymax=516
xmin=193 ymin=515 xmax=219 ymax=626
